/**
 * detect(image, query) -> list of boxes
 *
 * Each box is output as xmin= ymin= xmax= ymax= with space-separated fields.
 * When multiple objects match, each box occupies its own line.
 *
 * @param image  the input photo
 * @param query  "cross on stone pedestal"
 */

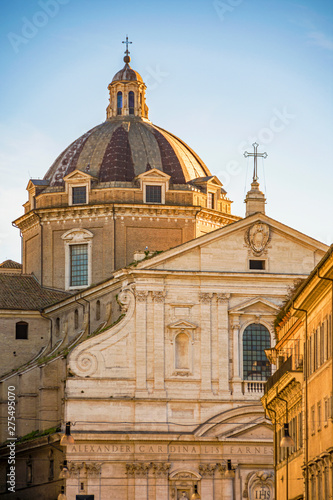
xmin=244 ymin=142 xmax=267 ymax=182
xmin=122 ymin=35 xmax=132 ymax=56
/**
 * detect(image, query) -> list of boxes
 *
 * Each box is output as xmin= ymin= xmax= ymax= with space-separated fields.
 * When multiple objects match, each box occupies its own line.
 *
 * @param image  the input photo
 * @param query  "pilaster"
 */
xmin=221 ymin=469 xmax=235 ymax=500
xmin=217 ymin=293 xmax=231 ymax=396
xmin=152 ymin=291 xmax=167 ymax=396
xmin=135 ymin=290 xmax=149 ymax=396
xmin=199 ymin=292 xmax=213 ymax=394
xmin=199 ymin=463 xmax=216 ymax=498
xmin=231 ymin=317 xmax=243 ymax=396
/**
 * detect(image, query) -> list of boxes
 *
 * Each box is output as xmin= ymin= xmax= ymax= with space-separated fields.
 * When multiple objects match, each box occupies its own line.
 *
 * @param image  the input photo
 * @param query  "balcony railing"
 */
xmin=265 ymin=355 xmax=303 ymax=393
xmin=242 ymin=381 xmax=266 ymax=394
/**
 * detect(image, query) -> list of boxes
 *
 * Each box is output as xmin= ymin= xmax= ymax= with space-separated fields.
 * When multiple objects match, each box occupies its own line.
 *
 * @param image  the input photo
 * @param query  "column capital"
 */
xmin=135 ymin=290 xmax=149 ymax=302
xmin=151 ymin=290 xmax=166 ymax=302
xmin=199 ymin=292 xmax=213 ymax=304
xmin=216 ymin=292 xmax=231 ymax=302
xmin=199 ymin=463 xmax=216 ymax=477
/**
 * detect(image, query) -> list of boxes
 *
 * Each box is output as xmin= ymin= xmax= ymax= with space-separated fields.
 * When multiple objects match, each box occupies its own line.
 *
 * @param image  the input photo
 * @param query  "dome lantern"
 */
xmin=106 ymin=37 xmax=149 ymax=120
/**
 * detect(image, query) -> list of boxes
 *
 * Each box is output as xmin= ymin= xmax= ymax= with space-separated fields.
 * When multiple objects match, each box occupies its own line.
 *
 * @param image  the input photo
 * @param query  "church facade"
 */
xmin=0 ymin=46 xmax=328 ymax=500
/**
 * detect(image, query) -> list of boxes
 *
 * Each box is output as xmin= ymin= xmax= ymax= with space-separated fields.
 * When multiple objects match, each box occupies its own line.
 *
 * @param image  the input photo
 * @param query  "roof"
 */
xmin=0 ymin=274 xmax=71 ymax=310
xmin=43 ymin=118 xmax=211 ymax=186
xmin=0 ymin=260 xmax=22 ymax=269
xmin=112 ymin=63 xmax=143 ymax=82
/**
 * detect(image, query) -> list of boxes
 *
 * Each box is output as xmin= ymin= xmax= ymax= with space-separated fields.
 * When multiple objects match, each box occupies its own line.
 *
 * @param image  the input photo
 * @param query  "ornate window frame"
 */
xmin=61 ymin=229 xmax=94 ymax=290
xmin=240 ymin=319 xmax=274 ymax=381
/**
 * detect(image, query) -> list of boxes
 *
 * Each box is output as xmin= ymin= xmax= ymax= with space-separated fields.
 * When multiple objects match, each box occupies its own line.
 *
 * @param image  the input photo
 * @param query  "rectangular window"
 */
xmin=249 ymin=259 xmax=265 ymax=270
xmin=70 ymin=245 xmax=88 ymax=287
xmin=320 ymin=323 xmax=324 ymax=365
xmin=317 ymin=401 xmax=322 ymax=431
xmin=324 ymin=397 xmax=329 ymax=426
xmin=311 ymin=405 xmax=315 ymax=434
xmin=72 ymin=186 xmax=87 ymax=205
xmin=146 ymin=185 xmax=161 ymax=203
xmin=207 ymin=192 xmax=215 ymax=209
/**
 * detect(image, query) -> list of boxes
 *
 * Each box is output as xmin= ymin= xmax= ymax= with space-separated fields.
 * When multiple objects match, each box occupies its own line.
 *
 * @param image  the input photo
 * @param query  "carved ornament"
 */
xmin=245 ymin=222 xmax=270 ymax=256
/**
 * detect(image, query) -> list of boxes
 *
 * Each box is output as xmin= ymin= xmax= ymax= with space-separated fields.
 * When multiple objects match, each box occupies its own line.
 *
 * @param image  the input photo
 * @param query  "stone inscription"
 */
xmin=224 ymin=446 xmax=273 ymax=456
xmin=68 ymin=444 xmax=272 ymax=457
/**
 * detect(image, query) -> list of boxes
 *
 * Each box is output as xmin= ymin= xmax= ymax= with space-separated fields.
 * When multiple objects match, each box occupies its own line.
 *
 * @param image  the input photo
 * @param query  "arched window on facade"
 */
xmin=117 ymin=91 xmax=123 ymax=115
xmin=129 ymin=91 xmax=134 ymax=114
xmin=175 ymin=332 xmax=189 ymax=370
xmin=15 ymin=321 xmax=28 ymax=339
xmin=243 ymin=323 xmax=271 ymax=380
xmin=96 ymin=300 xmax=101 ymax=321
xmin=55 ymin=317 xmax=60 ymax=336
xmin=74 ymin=309 xmax=79 ymax=329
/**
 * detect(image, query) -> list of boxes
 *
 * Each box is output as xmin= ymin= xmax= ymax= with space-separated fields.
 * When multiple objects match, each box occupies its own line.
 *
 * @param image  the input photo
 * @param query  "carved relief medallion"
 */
xmin=245 ymin=222 xmax=270 ymax=256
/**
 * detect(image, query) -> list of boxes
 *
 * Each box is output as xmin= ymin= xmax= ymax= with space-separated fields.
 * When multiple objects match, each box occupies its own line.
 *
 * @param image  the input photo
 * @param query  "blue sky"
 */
xmin=0 ymin=0 xmax=332 ymax=262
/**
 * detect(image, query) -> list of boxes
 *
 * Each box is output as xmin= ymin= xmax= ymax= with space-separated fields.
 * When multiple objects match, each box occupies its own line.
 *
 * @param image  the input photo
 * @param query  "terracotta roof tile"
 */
xmin=0 ymin=274 xmax=70 ymax=310
xmin=0 ymin=260 xmax=22 ymax=269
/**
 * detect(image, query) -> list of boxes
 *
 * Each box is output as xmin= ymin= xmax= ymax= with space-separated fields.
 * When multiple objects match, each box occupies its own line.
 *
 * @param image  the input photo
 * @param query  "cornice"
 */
xmin=13 ymin=203 xmax=240 ymax=229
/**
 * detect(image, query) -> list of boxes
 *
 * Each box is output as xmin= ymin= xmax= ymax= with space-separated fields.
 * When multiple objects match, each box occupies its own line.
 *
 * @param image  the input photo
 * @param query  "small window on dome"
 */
xmin=117 ymin=91 xmax=123 ymax=115
xmin=207 ymin=192 xmax=215 ymax=209
xmin=146 ymin=185 xmax=162 ymax=203
xmin=72 ymin=186 xmax=87 ymax=205
xmin=129 ymin=91 xmax=134 ymax=115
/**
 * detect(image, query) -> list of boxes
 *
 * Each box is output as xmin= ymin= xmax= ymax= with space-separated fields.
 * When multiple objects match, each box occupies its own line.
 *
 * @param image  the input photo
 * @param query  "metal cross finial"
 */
xmin=244 ymin=142 xmax=268 ymax=182
xmin=122 ymin=35 xmax=132 ymax=56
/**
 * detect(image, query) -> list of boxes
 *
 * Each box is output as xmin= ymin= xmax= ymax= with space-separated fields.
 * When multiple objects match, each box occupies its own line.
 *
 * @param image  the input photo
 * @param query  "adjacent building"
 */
xmin=261 ymin=245 xmax=333 ymax=500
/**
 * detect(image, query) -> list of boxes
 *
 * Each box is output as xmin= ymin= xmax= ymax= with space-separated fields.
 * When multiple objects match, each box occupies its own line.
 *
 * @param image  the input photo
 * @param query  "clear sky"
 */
xmin=0 ymin=0 xmax=332 ymax=263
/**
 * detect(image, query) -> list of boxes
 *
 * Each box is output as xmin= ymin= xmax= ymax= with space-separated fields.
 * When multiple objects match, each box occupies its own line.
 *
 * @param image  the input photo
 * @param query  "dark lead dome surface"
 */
xmin=44 ymin=117 xmax=211 ymax=186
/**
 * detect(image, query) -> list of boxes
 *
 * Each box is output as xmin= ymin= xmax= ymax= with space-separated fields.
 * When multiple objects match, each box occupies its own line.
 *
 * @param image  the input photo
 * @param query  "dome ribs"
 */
xmin=99 ymin=126 xmax=135 ymax=182
xmin=46 ymin=129 xmax=95 ymax=186
xmin=151 ymin=128 xmax=186 ymax=184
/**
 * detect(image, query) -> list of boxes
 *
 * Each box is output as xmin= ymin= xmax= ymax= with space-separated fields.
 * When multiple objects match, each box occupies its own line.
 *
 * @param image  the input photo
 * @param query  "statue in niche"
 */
xmin=178 ymin=492 xmax=189 ymax=500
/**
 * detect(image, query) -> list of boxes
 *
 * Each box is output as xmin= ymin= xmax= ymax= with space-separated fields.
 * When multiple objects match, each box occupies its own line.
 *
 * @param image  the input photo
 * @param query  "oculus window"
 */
xmin=70 ymin=244 xmax=88 ymax=287
xmin=72 ymin=186 xmax=87 ymax=205
xmin=16 ymin=321 xmax=28 ymax=339
xmin=146 ymin=185 xmax=162 ymax=203
xmin=243 ymin=323 xmax=271 ymax=380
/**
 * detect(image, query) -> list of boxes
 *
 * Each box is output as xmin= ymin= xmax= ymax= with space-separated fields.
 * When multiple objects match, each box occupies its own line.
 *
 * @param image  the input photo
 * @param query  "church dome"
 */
xmin=44 ymin=117 xmax=211 ymax=186
xmin=44 ymin=47 xmax=211 ymax=187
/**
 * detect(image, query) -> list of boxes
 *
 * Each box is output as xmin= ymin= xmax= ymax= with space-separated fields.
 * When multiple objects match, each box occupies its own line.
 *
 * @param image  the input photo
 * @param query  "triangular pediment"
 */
xmin=130 ymin=212 xmax=327 ymax=276
xmin=63 ymin=170 xmax=93 ymax=182
xmin=229 ymin=298 xmax=280 ymax=316
xmin=168 ymin=320 xmax=197 ymax=330
xmin=136 ymin=168 xmax=170 ymax=180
